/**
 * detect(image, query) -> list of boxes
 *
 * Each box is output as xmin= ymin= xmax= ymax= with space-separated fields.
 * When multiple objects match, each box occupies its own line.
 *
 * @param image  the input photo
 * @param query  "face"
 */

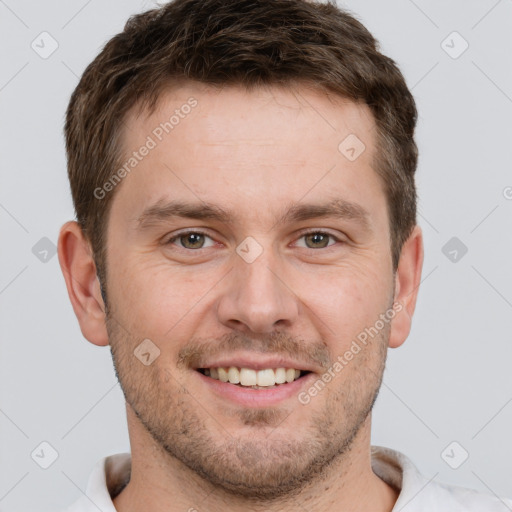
xmin=104 ymin=84 xmax=396 ymax=498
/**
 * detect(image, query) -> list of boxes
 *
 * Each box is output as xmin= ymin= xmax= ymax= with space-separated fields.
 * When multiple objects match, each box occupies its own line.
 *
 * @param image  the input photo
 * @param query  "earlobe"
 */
xmin=388 ymin=225 xmax=424 ymax=349
xmin=58 ymin=221 xmax=109 ymax=347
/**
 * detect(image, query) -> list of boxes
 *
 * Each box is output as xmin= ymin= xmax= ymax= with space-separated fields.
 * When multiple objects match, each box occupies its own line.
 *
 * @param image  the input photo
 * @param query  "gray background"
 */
xmin=1 ymin=0 xmax=511 ymax=510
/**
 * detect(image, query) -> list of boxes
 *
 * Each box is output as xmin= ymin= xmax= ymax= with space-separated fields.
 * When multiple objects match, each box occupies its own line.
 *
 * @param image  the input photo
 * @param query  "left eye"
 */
xmin=295 ymin=231 xmax=338 ymax=249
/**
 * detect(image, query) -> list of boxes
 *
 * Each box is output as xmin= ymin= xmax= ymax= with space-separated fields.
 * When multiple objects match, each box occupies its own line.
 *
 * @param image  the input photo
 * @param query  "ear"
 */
xmin=388 ymin=225 xmax=424 ymax=349
xmin=58 ymin=221 xmax=109 ymax=347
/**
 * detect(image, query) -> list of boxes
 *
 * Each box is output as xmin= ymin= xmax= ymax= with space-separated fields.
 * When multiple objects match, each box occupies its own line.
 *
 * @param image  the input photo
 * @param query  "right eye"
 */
xmin=165 ymin=230 xmax=217 ymax=250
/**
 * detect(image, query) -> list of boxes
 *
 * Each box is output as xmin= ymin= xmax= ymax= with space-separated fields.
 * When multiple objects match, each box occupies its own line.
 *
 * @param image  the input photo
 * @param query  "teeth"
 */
xmin=275 ymin=367 xmax=286 ymax=384
xmin=240 ymin=368 xmax=257 ymax=386
xmin=218 ymin=367 xmax=229 ymax=382
xmin=227 ymin=366 xmax=240 ymax=384
xmin=201 ymin=366 xmax=305 ymax=387
xmin=257 ymin=369 xmax=275 ymax=387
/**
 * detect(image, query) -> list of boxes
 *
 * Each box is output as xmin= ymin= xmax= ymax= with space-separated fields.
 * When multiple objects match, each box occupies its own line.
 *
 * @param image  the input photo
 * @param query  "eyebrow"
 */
xmin=136 ymin=198 xmax=370 ymax=231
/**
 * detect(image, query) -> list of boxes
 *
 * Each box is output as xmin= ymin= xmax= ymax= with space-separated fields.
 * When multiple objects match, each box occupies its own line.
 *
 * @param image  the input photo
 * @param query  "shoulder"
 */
xmin=418 ymin=479 xmax=512 ymax=511
xmin=59 ymin=453 xmax=131 ymax=512
xmin=371 ymin=445 xmax=512 ymax=511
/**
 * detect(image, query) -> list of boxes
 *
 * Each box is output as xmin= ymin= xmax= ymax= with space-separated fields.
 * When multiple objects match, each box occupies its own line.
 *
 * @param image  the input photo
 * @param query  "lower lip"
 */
xmin=196 ymin=371 xmax=315 ymax=407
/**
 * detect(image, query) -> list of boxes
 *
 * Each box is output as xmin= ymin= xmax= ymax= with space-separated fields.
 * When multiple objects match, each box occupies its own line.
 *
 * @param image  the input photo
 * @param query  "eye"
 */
xmin=164 ymin=229 xmax=342 ymax=251
xmin=295 ymin=231 xmax=340 ymax=249
xmin=166 ymin=230 xmax=216 ymax=250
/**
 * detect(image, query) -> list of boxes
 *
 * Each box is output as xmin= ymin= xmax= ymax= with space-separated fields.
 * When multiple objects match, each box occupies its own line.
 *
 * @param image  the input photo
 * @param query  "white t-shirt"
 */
xmin=62 ymin=446 xmax=512 ymax=511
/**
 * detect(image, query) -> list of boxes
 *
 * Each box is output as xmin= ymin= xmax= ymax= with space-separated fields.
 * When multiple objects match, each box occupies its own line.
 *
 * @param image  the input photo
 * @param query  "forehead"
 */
xmin=123 ymin=82 xmax=376 ymax=150
xmin=113 ymin=83 xmax=385 ymax=228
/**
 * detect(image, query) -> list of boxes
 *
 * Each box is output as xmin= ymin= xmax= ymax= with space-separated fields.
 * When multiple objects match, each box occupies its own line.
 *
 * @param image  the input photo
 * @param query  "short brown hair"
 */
xmin=65 ymin=0 xmax=417 ymax=284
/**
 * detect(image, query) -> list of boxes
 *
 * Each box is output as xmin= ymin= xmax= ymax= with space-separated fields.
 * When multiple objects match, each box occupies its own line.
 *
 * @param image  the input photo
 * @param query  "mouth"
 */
xmin=196 ymin=366 xmax=312 ymax=389
xmin=192 ymin=355 xmax=320 ymax=407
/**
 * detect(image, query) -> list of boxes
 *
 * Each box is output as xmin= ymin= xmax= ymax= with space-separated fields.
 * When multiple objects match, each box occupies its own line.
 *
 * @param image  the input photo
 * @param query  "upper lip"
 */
xmin=192 ymin=353 xmax=322 ymax=373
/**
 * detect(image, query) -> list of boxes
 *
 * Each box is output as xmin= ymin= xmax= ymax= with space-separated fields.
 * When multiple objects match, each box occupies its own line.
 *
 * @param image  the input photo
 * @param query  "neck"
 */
xmin=113 ymin=409 xmax=398 ymax=512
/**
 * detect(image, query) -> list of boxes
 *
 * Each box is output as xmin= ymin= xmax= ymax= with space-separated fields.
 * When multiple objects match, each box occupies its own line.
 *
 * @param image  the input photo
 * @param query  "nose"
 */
xmin=216 ymin=249 xmax=300 ymax=334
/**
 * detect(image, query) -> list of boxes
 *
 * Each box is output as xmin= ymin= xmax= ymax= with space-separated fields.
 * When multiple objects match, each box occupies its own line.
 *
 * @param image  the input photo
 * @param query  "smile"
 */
xmin=197 ymin=367 xmax=310 ymax=388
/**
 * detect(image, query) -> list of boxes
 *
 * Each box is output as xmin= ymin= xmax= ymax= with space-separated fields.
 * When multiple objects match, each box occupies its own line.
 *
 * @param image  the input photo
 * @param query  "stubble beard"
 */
xmin=107 ymin=316 xmax=389 ymax=501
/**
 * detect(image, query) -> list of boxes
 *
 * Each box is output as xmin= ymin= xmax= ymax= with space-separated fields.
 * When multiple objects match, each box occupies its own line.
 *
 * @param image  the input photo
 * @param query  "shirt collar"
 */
xmin=73 ymin=445 xmax=507 ymax=511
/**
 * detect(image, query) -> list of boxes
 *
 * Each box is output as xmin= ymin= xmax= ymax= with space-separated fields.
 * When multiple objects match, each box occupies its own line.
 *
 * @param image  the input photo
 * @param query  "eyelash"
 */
xmin=164 ymin=229 xmax=344 ymax=251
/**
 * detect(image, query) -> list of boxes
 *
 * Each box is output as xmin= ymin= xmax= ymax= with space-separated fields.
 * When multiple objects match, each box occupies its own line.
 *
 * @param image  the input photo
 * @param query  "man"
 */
xmin=58 ymin=0 xmax=512 ymax=510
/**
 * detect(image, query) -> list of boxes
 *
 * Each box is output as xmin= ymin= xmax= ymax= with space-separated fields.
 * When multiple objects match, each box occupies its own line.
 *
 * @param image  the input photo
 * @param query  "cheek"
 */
xmin=294 ymin=263 xmax=393 ymax=347
xmin=108 ymin=256 xmax=230 ymax=344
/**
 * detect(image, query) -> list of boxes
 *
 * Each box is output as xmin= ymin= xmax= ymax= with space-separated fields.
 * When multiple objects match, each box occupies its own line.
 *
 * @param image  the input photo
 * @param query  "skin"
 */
xmin=58 ymin=83 xmax=423 ymax=512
